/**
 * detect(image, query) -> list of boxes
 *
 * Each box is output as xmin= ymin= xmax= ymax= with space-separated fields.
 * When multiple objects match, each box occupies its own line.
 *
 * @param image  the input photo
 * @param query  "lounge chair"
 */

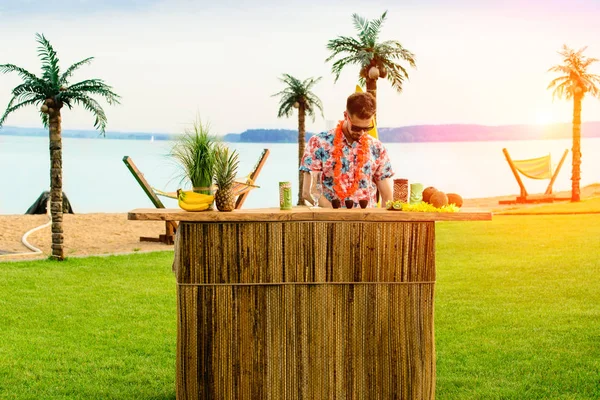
xmin=499 ymin=148 xmax=569 ymax=204
xmin=123 ymin=149 xmax=270 ymax=244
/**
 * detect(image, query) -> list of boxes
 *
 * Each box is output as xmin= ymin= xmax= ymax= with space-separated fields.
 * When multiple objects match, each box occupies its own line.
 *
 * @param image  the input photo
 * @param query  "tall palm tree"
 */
xmin=326 ymin=11 xmax=416 ymax=112
xmin=548 ymin=45 xmax=600 ymax=202
xmin=272 ymin=74 xmax=324 ymax=205
xmin=0 ymin=33 xmax=120 ymax=260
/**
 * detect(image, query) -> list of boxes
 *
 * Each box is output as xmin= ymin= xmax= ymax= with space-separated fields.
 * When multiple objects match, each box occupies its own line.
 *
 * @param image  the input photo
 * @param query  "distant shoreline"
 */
xmin=2 ymin=122 xmax=600 ymax=143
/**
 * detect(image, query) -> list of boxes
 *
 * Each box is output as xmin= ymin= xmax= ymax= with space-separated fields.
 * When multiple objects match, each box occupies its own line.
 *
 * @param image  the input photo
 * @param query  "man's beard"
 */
xmin=344 ymin=122 xmax=365 ymax=142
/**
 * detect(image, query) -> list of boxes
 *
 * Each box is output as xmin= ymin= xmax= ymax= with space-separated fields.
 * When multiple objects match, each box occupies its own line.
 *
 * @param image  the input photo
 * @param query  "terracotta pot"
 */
xmin=331 ymin=199 xmax=341 ymax=209
xmin=345 ymin=199 xmax=354 ymax=209
xmin=359 ymin=199 xmax=369 ymax=209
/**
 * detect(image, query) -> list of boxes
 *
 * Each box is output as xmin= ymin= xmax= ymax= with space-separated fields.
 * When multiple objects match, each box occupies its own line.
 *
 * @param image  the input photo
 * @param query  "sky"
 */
xmin=1 ymin=0 xmax=600 ymax=136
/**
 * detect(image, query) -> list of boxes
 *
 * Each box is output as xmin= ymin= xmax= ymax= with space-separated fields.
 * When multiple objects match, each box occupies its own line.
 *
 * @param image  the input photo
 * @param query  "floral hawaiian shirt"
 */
xmin=299 ymin=129 xmax=394 ymax=207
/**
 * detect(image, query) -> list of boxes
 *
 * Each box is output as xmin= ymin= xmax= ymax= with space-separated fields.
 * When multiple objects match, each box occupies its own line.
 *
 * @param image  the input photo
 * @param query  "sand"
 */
xmin=2 ymin=184 xmax=599 ymax=262
xmin=0 ymin=213 xmax=173 ymax=261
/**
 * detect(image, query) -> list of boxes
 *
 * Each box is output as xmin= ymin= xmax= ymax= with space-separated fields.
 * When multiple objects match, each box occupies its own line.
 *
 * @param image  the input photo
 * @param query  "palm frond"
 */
xmin=273 ymin=74 xmax=324 ymax=121
xmin=326 ymin=12 xmax=416 ymax=90
xmin=330 ymin=54 xmax=366 ymax=82
xmin=366 ymin=11 xmax=387 ymax=46
xmin=11 ymin=83 xmax=48 ymax=104
xmin=276 ymin=101 xmax=294 ymax=119
xmin=0 ymin=64 xmax=47 ymax=87
xmin=325 ymin=36 xmax=363 ymax=61
xmin=39 ymin=110 xmax=49 ymax=128
xmin=63 ymin=79 xmax=121 ymax=105
xmin=35 ymin=33 xmax=60 ymax=88
xmin=0 ymin=98 xmax=40 ymax=127
xmin=385 ymin=63 xmax=409 ymax=93
xmin=305 ymin=93 xmax=324 ymax=120
xmin=59 ymin=57 xmax=94 ymax=84
xmin=69 ymin=94 xmax=109 ymax=134
xmin=302 ymin=76 xmax=322 ymax=91
xmin=351 ymin=13 xmax=369 ymax=43
xmin=547 ymin=76 xmax=568 ymax=89
xmin=548 ymin=45 xmax=600 ymax=100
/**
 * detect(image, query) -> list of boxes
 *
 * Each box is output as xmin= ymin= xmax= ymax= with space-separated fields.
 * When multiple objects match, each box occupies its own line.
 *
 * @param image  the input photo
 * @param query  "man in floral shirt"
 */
xmin=300 ymin=92 xmax=394 ymax=208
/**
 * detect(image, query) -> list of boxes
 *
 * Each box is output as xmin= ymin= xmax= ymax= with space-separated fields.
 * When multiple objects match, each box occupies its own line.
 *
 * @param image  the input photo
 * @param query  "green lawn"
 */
xmin=1 ymin=214 xmax=599 ymax=399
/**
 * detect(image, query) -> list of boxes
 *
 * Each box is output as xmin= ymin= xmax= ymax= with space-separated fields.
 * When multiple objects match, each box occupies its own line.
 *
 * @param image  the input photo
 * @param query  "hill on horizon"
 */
xmin=1 ymin=122 xmax=600 ymax=142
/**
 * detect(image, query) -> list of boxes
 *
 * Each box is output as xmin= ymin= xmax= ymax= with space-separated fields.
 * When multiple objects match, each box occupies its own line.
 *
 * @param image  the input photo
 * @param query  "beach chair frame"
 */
xmin=499 ymin=148 xmax=569 ymax=204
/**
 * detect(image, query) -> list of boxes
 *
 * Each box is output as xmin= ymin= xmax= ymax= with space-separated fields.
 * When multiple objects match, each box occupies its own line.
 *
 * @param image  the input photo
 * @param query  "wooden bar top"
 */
xmin=128 ymin=207 xmax=491 ymax=222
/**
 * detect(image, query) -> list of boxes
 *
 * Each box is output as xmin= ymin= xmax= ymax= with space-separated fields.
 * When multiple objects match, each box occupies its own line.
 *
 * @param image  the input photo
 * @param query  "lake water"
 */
xmin=1 ymin=135 xmax=598 ymax=215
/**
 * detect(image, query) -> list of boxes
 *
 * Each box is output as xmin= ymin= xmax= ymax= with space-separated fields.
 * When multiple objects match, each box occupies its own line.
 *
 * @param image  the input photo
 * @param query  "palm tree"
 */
xmin=272 ymin=74 xmax=324 ymax=205
xmin=0 ymin=33 xmax=120 ymax=260
xmin=326 ymin=11 xmax=416 ymax=111
xmin=548 ymin=45 xmax=600 ymax=202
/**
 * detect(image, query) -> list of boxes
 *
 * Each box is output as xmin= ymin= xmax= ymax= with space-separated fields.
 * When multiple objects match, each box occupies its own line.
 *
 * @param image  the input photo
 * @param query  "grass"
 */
xmin=0 ymin=253 xmax=177 ymax=399
xmin=436 ymin=215 xmax=600 ymax=399
xmin=1 ymin=215 xmax=599 ymax=399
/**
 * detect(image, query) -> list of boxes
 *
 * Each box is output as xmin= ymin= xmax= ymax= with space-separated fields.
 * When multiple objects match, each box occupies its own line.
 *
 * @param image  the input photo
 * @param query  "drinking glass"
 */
xmin=309 ymin=171 xmax=323 ymax=209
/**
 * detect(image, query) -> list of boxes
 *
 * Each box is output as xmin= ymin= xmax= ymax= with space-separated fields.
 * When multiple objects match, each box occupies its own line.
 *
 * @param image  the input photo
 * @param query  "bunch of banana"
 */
xmin=177 ymin=189 xmax=214 ymax=212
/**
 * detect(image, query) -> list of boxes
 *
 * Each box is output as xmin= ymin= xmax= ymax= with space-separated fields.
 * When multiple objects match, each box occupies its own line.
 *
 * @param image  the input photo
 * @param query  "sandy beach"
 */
xmin=2 ymin=185 xmax=599 ymax=262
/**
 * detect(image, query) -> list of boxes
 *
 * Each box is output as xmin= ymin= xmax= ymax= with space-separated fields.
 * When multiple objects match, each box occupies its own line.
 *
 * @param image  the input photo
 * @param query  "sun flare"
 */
xmin=534 ymin=111 xmax=555 ymax=125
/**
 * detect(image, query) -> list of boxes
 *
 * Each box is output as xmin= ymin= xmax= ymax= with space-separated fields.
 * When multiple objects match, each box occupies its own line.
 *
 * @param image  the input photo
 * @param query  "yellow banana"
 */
xmin=177 ymin=189 xmax=214 ymax=205
xmin=178 ymin=197 xmax=210 ymax=212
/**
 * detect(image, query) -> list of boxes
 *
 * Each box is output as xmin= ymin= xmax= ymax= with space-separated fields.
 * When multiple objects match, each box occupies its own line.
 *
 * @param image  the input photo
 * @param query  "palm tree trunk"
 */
xmin=571 ymin=95 xmax=582 ymax=202
xmin=49 ymin=107 xmax=65 ymax=260
xmin=366 ymin=78 xmax=378 ymax=120
xmin=297 ymin=103 xmax=306 ymax=205
xmin=366 ymin=78 xmax=380 ymax=204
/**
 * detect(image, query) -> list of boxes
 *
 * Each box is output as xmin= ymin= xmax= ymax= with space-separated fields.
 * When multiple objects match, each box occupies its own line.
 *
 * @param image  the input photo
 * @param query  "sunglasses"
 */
xmin=346 ymin=116 xmax=374 ymax=133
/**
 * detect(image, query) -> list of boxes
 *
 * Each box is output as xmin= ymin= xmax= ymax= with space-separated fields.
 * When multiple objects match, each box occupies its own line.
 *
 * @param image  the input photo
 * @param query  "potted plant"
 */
xmin=170 ymin=118 xmax=219 ymax=199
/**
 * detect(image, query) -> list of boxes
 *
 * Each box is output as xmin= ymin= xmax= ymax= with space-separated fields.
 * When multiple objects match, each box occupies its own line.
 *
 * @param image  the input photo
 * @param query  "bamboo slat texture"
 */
xmin=174 ymin=220 xmax=439 ymax=400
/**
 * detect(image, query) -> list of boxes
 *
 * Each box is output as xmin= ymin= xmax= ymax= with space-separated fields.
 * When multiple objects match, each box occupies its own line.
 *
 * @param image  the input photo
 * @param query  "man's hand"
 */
xmin=302 ymin=171 xmax=313 ymax=204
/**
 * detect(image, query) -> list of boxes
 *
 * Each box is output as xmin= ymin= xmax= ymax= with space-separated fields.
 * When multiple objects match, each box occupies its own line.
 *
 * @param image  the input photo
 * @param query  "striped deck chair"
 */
xmin=499 ymin=148 xmax=569 ymax=204
xmin=123 ymin=149 xmax=270 ymax=244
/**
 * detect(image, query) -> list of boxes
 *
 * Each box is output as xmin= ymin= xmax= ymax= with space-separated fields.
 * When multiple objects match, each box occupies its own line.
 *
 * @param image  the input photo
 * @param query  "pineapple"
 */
xmin=213 ymin=146 xmax=240 ymax=212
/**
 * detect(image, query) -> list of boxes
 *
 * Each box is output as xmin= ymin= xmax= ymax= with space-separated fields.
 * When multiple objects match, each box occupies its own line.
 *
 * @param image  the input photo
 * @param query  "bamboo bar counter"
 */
xmin=128 ymin=207 xmax=491 ymax=399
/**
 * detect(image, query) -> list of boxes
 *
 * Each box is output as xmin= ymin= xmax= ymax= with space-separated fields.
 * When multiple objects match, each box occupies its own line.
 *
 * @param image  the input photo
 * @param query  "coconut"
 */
xmin=430 ymin=191 xmax=448 ymax=208
xmin=41 ymin=104 xmax=49 ymax=113
xmin=293 ymin=102 xmax=299 ymax=108
xmin=379 ymin=67 xmax=388 ymax=79
xmin=45 ymin=98 xmax=54 ymax=106
xmin=360 ymin=67 xmax=368 ymax=78
xmin=447 ymin=193 xmax=463 ymax=207
xmin=48 ymin=108 xmax=55 ymax=114
xmin=368 ymin=66 xmax=380 ymax=79
xmin=422 ymin=186 xmax=438 ymax=203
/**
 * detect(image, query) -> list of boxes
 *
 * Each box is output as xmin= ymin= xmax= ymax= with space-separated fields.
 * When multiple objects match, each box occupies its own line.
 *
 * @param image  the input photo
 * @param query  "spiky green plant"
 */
xmin=547 ymin=45 xmax=600 ymax=202
xmin=0 ymin=33 xmax=120 ymax=261
xmin=170 ymin=118 xmax=219 ymax=195
xmin=214 ymin=146 xmax=239 ymax=190
xmin=326 ymin=11 xmax=416 ymax=109
xmin=272 ymin=74 xmax=323 ymax=205
xmin=213 ymin=146 xmax=240 ymax=212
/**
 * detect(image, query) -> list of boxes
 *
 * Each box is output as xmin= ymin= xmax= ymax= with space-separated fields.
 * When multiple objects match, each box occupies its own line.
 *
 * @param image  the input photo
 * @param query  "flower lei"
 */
xmin=332 ymin=120 xmax=370 ymax=201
